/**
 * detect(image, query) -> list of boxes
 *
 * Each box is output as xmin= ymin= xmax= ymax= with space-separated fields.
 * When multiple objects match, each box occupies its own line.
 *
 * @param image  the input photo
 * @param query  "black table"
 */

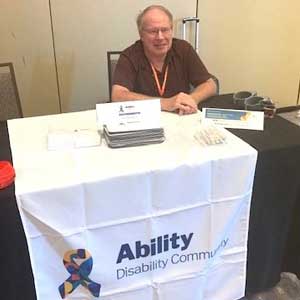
xmin=0 ymin=122 xmax=37 ymax=300
xmin=199 ymin=94 xmax=300 ymax=293
xmin=1 ymin=94 xmax=300 ymax=299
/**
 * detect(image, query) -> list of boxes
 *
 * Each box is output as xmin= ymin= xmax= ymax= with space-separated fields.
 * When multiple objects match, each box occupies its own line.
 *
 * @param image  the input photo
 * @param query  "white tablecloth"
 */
xmin=8 ymin=110 xmax=257 ymax=300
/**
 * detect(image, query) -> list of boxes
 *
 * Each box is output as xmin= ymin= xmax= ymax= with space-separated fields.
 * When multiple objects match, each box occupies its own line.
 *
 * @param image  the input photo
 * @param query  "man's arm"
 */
xmin=112 ymin=84 xmax=198 ymax=114
xmin=161 ymin=77 xmax=217 ymax=114
xmin=164 ymin=77 xmax=218 ymax=114
xmin=112 ymin=84 xmax=151 ymax=101
xmin=112 ymin=77 xmax=217 ymax=115
xmin=190 ymin=78 xmax=217 ymax=105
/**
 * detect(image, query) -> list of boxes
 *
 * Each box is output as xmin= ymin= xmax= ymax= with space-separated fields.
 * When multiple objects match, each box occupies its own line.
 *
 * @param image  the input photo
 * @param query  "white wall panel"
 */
xmin=0 ymin=0 xmax=60 ymax=117
xmin=198 ymin=0 xmax=300 ymax=107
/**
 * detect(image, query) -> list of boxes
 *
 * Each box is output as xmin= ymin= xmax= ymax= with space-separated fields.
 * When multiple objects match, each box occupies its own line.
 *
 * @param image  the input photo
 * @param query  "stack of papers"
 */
xmin=97 ymin=99 xmax=165 ymax=148
xmin=103 ymin=125 xmax=165 ymax=148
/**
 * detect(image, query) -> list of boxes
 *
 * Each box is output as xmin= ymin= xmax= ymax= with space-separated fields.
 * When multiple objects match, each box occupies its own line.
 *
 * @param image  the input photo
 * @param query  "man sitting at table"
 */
xmin=111 ymin=5 xmax=217 ymax=115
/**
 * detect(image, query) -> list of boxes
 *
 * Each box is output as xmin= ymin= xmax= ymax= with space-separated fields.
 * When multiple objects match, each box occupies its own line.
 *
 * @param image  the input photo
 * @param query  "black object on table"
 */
xmin=199 ymin=94 xmax=300 ymax=294
xmin=1 ymin=94 xmax=300 ymax=299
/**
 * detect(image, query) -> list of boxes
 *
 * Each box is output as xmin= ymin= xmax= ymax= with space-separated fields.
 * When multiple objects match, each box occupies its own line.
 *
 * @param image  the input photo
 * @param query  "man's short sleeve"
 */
xmin=184 ymin=42 xmax=212 ymax=87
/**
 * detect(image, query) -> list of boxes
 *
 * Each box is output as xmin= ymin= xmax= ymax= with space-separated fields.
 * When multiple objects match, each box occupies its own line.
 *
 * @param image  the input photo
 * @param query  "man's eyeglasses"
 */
xmin=143 ymin=27 xmax=172 ymax=36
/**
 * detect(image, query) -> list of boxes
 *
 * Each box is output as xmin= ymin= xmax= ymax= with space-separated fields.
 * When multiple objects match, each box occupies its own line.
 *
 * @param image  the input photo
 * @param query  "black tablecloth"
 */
xmin=0 ymin=121 xmax=37 ymax=300
xmin=1 ymin=94 xmax=300 ymax=298
xmin=199 ymin=94 xmax=300 ymax=293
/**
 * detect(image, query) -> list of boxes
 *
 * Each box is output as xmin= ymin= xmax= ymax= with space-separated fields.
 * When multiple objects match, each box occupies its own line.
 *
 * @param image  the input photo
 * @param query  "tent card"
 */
xmin=96 ymin=99 xmax=161 ymax=132
xmin=202 ymin=108 xmax=264 ymax=130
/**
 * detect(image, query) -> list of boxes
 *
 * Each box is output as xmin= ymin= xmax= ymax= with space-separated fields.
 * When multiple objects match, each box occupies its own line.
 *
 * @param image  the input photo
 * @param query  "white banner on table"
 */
xmin=8 ymin=111 xmax=257 ymax=300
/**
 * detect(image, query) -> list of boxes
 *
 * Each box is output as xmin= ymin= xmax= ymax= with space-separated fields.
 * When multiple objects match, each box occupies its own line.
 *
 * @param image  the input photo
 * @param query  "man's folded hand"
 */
xmin=161 ymin=92 xmax=197 ymax=115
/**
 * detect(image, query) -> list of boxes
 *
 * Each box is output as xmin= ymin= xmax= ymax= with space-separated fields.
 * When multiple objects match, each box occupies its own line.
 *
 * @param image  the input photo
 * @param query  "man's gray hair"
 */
xmin=136 ymin=5 xmax=173 ymax=33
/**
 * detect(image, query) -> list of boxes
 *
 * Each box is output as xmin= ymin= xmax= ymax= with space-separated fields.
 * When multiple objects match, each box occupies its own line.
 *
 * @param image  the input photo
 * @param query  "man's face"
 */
xmin=140 ymin=9 xmax=173 ymax=58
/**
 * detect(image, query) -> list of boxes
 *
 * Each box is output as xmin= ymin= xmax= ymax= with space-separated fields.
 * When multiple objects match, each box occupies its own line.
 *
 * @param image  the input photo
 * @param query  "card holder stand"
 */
xmin=233 ymin=91 xmax=276 ymax=118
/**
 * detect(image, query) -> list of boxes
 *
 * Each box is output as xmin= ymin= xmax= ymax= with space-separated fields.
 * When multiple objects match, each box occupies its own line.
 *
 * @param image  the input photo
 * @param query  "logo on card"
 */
xmin=59 ymin=249 xmax=101 ymax=298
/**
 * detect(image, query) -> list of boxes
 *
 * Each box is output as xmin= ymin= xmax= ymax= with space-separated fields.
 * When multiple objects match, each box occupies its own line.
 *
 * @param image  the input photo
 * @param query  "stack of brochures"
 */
xmin=103 ymin=125 xmax=165 ymax=148
xmin=194 ymin=124 xmax=227 ymax=147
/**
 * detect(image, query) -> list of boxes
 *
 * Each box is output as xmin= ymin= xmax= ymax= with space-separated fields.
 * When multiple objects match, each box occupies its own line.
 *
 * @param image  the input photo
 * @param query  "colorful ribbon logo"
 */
xmin=59 ymin=249 xmax=101 ymax=298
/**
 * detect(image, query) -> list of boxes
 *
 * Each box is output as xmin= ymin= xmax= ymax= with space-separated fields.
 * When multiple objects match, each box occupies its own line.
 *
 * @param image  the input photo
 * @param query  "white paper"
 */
xmin=48 ymin=129 xmax=101 ymax=150
xmin=74 ymin=129 xmax=101 ymax=148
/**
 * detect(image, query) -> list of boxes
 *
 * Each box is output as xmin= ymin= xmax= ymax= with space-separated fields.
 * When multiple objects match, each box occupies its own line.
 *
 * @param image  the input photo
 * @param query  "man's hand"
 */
xmin=161 ymin=92 xmax=198 ymax=115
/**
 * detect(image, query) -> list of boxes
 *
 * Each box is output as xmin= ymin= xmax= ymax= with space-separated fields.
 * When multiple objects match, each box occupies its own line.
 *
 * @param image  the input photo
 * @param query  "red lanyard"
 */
xmin=150 ymin=63 xmax=169 ymax=97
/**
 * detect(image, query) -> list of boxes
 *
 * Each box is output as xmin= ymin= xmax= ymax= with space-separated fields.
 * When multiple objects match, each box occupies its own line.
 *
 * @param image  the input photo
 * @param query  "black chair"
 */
xmin=277 ymin=105 xmax=300 ymax=127
xmin=211 ymin=75 xmax=220 ymax=95
xmin=107 ymin=51 xmax=122 ymax=102
xmin=277 ymin=105 xmax=300 ymax=113
xmin=0 ymin=62 xmax=23 ymax=120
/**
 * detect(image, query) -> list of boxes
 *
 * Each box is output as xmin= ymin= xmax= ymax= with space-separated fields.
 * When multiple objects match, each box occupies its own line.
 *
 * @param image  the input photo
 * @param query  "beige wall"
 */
xmin=198 ymin=0 xmax=300 ymax=107
xmin=1 ymin=1 xmax=299 ymax=116
xmin=0 ymin=0 xmax=60 ymax=117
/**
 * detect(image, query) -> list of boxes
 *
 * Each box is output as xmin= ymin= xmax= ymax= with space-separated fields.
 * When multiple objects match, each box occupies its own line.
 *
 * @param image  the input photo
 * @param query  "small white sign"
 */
xmin=96 ymin=99 xmax=161 ymax=132
xmin=202 ymin=108 xmax=264 ymax=130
